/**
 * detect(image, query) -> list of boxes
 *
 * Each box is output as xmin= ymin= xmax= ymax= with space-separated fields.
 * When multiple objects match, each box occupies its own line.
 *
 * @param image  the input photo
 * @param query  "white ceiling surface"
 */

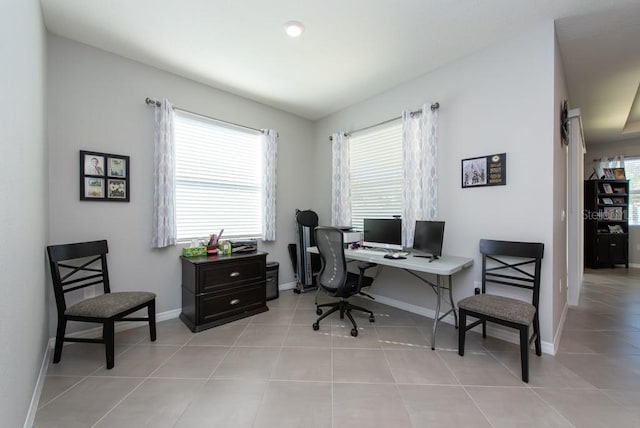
xmin=41 ymin=0 xmax=640 ymax=144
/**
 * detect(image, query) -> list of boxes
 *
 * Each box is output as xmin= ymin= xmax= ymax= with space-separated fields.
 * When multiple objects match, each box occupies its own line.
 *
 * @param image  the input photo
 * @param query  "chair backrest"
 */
xmin=480 ymin=239 xmax=544 ymax=309
xmin=314 ymin=227 xmax=348 ymax=295
xmin=47 ymin=240 xmax=111 ymax=313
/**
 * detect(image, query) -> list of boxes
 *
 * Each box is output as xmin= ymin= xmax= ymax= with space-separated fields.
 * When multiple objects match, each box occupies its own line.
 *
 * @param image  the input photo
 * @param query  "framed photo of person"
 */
xmin=80 ymin=150 xmax=130 ymax=202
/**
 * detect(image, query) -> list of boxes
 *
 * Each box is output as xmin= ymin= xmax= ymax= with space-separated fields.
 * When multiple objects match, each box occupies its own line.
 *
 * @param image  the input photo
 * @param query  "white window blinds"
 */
xmin=174 ymin=110 xmax=263 ymax=241
xmin=349 ymin=121 xmax=403 ymax=231
xmin=624 ymin=157 xmax=640 ymax=226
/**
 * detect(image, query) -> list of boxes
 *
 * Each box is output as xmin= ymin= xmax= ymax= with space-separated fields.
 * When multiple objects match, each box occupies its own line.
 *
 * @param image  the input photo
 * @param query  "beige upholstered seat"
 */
xmin=65 ymin=292 xmax=156 ymax=318
xmin=458 ymin=294 xmax=536 ymax=326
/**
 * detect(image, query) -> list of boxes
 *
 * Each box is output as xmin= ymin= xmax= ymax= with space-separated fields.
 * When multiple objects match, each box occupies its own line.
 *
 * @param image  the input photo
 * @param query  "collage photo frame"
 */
xmin=80 ymin=150 xmax=130 ymax=202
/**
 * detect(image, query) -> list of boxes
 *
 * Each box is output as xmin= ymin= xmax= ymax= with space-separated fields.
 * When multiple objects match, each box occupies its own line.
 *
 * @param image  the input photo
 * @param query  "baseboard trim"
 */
xmin=278 ymin=281 xmax=296 ymax=291
xmin=28 ymin=308 xmax=182 ymax=427
xmin=53 ymin=308 xmax=181 ymax=343
xmin=550 ymin=302 xmax=568 ymax=355
xmin=24 ymin=341 xmax=52 ymax=428
xmin=368 ymin=292 xmax=555 ymax=355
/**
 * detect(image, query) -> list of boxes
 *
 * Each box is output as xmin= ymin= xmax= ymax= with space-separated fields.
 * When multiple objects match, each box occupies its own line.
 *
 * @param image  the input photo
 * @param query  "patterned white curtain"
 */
xmin=261 ymin=129 xmax=278 ymax=241
xmin=331 ymin=132 xmax=352 ymax=227
xmin=402 ymin=103 xmax=438 ymax=247
xmin=593 ymin=156 xmax=624 ymax=179
xmin=152 ymin=99 xmax=177 ymax=248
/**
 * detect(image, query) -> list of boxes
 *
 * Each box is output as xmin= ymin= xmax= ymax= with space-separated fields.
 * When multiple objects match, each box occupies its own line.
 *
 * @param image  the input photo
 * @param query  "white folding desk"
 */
xmin=307 ymin=247 xmax=473 ymax=349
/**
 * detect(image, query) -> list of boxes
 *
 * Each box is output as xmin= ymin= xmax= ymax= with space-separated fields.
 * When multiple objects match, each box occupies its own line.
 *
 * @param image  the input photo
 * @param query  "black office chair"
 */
xmin=312 ymin=227 xmax=375 ymax=337
xmin=47 ymin=240 xmax=156 ymax=369
xmin=458 ymin=239 xmax=544 ymax=382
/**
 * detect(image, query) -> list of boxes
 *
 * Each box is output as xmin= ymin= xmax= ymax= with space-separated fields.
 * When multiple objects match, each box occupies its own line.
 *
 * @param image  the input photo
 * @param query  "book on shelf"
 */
xmin=613 ymin=187 xmax=626 ymax=194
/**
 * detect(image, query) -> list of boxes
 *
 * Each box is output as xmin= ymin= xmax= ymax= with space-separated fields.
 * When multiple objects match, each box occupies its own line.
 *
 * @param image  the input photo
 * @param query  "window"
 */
xmin=174 ymin=110 xmax=262 ymax=241
xmin=624 ymin=157 xmax=640 ymax=225
xmin=349 ymin=121 xmax=403 ymax=230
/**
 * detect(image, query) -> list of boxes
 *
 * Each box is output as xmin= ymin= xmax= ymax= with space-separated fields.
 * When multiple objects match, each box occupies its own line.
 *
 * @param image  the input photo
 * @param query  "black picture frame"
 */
xmin=612 ymin=168 xmax=626 ymax=180
xmin=603 ymin=168 xmax=615 ymax=179
xmin=80 ymin=150 xmax=130 ymax=202
xmin=461 ymin=153 xmax=506 ymax=188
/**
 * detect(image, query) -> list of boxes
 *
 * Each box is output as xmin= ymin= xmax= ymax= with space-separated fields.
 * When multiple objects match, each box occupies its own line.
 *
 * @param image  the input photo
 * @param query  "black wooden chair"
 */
xmin=458 ymin=239 xmax=544 ymax=382
xmin=47 ymin=240 xmax=156 ymax=369
xmin=312 ymin=227 xmax=375 ymax=337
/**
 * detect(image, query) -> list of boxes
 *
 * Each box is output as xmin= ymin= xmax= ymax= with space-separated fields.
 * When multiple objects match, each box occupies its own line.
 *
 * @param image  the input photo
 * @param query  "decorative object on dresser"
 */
xmin=584 ymin=179 xmax=629 ymax=268
xmin=180 ymin=252 xmax=268 ymax=332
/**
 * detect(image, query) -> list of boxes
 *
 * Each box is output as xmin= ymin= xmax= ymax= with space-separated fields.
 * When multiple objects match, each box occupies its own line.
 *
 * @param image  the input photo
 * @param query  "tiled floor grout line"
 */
xmin=37 ymin=333 xmax=149 ymax=411
xmin=35 ymin=270 xmax=640 ymax=426
xmin=90 ymin=331 xmax=194 ymax=427
xmin=529 ymin=387 xmax=578 ymax=428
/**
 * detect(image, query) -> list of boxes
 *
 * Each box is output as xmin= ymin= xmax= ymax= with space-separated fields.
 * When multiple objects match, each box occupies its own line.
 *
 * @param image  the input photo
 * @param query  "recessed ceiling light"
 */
xmin=284 ymin=21 xmax=304 ymax=38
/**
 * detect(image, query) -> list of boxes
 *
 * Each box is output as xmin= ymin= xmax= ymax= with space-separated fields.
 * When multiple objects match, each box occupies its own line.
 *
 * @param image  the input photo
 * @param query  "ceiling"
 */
xmin=40 ymin=0 xmax=640 ymax=145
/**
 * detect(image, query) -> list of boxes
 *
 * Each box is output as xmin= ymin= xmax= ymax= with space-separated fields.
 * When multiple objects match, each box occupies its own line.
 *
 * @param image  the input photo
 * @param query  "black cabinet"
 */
xmin=584 ymin=179 xmax=629 ymax=268
xmin=180 ymin=252 xmax=268 ymax=332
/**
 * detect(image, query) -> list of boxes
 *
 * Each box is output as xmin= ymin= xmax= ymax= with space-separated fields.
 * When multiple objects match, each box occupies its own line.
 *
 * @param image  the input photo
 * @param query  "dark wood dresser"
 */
xmin=180 ymin=251 xmax=268 ymax=332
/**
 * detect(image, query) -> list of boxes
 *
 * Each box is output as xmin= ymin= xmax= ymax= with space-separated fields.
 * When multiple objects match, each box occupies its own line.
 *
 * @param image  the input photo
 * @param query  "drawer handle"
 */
xmin=230 ymin=298 xmax=241 ymax=305
xmin=611 ymin=244 xmax=617 ymax=247
xmin=230 ymin=272 xmax=241 ymax=277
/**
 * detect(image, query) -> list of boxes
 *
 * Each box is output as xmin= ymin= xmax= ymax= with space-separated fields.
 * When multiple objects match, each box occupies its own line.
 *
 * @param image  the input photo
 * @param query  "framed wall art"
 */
xmin=80 ymin=150 xmax=130 ymax=202
xmin=461 ymin=153 xmax=506 ymax=188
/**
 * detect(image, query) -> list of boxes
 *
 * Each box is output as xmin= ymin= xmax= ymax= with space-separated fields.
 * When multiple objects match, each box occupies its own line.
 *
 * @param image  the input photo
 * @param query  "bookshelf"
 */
xmin=584 ymin=179 xmax=629 ymax=268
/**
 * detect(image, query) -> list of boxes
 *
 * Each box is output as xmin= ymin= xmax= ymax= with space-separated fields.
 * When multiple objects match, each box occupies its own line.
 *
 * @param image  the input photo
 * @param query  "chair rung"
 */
xmin=64 ymin=337 xmax=104 ymax=344
xmin=465 ymin=318 xmax=484 ymax=330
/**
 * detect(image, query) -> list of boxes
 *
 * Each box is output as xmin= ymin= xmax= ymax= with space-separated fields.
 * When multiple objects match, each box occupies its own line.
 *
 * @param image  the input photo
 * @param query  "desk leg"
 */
xmin=431 ymin=274 xmax=442 ymax=350
xmin=449 ymin=275 xmax=458 ymax=329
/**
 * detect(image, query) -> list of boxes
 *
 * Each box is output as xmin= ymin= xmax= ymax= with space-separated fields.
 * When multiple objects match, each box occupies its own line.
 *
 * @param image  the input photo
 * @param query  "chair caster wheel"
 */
xmin=351 ymin=328 xmax=358 ymax=337
xmin=316 ymin=308 xmax=323 ymax=315
xmin=293 ymin=289 xmax=301 ymax=294
xmin=312 ymin=323 xmax=319 ymax=331
xmin=369 ymin=315 xmax=375 ymax=323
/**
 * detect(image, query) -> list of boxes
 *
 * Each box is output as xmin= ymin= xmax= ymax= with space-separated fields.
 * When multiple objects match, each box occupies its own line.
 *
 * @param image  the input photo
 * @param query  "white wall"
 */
xmin=47 ymin=35 xmax=314 ymax=335
xmin=552 ymin=33 xmax=569 ymax=337
xmin=313 ymin=22 xmax=560 ymax=345
xmin=585 ymin=138 xmax=640 ymax=264
xmin=0 ymin=0 xmax=49 ymax=426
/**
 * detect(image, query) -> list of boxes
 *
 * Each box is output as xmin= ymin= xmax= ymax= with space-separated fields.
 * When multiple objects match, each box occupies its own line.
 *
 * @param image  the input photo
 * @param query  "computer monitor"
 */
xmin=412 ymin=221 xmax=445 ymax=260
xmin=362 ymin=218 xmax=402 ymax=251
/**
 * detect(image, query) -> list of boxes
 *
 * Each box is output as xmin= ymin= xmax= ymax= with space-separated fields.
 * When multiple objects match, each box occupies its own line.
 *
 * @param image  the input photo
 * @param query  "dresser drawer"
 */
xmin=199 ymin=284 xmax=265 ymax=324
xmin=180 ymin=252 xmax=268 ymax=332
xmin=198 ymin=258 xmax=265 ymax=293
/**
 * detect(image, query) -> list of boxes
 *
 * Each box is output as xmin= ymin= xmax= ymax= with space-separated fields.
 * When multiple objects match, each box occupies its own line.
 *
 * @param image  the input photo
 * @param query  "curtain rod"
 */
xmin=145 ymin=97 xmax=263 ymax=134
xmin=328 ymin=102 xmax=440 ymax=141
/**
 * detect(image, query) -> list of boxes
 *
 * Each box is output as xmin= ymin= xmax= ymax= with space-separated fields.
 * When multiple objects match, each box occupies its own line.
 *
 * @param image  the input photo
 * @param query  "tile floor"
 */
xmin=34 ymin=269 xmax=640 ymax=427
